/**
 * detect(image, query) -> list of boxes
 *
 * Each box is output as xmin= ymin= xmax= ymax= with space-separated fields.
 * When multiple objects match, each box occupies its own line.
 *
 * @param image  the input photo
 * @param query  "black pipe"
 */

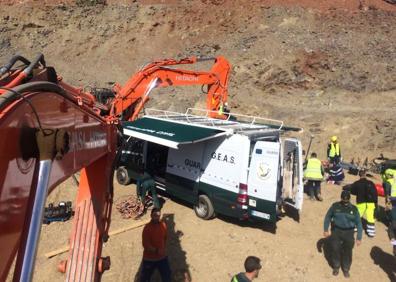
xmin=0 ymin=81 xmax=65 ymax=111
xmin=0 ymin=55 xmax=31 ymax=76
xmin=23 ymin=53 xmax=46 ymax=76
xmin=196 ymin=57 xmax=216 ymax=62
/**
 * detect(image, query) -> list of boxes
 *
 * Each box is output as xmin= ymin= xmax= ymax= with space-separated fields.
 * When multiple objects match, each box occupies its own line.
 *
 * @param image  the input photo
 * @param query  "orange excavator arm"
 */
xmin=109 ymin=56 xmax=231 ymax=121
xmin=0 ymin=53 xmax=232 ymax=282
xmin=0 ymin=55 xmax=116 ymax=282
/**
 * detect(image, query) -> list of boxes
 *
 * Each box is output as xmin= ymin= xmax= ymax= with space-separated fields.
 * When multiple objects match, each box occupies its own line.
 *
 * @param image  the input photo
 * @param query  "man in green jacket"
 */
xmin=136 ymin=170 xmax=160 ymax=209
xmin=323 ymin=190 xmax=362 ymax=278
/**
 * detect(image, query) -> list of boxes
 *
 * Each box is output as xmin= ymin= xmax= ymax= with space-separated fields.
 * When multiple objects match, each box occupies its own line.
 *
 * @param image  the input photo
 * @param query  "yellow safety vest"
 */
xmin=382 ymin=168 xmax=396 ymax=183
xmin=390 ymin=178 xmax=396 ymax=198
xmin=304 ymin=158 xmax=323 ymax=180
xmin=218 ymin=104 xmax=224 ymax=116
xmin=329 ymin=142 xmax=340 ymax=157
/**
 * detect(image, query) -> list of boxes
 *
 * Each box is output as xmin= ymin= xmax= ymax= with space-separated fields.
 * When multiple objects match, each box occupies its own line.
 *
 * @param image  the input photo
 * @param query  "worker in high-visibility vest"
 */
xmin=383 ymin=169 xmax=396 ymax=256
xmin=304 ymin=152 xmax=324 ymax=201
xmin=327 ymin=136 xmax=341 ymax=165
xmin=382 ymin=168 xmax=396 ymax=183
xmin=347 ymin=170 xmax=378 ymax=237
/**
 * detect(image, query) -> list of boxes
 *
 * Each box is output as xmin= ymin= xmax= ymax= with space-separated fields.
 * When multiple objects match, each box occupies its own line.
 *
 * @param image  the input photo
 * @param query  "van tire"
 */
xmin=194 ymin=195 xmax=214 ymax=220
xmin=116 ymin=166 xmax=131 ymax=185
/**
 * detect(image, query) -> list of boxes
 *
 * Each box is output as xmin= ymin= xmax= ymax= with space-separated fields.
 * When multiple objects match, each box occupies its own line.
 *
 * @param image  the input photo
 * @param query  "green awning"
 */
xmin=122 ymin=117 xmax=229 ymax=149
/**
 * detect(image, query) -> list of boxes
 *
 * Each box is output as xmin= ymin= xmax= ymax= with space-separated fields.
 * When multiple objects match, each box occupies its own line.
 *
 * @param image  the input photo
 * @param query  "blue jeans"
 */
xmin=140 ymin=257 xmax=171 ymax=282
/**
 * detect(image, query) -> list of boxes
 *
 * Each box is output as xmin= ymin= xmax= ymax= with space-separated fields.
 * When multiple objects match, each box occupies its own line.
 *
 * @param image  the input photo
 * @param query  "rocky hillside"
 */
xmin=1 ymin=0 xmax=395 ymax=161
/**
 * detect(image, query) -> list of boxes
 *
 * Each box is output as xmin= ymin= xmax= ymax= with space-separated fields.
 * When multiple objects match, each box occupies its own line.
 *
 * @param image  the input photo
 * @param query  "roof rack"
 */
xmin=144 ymin=108 xmax=287 ymax=134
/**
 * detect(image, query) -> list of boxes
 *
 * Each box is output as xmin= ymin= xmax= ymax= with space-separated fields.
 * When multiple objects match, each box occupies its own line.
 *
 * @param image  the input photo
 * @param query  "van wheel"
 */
xmin=194 ymin=195 xmax=214 ymax=220
xmin=116 ymin=166 xmax=131 ymax=185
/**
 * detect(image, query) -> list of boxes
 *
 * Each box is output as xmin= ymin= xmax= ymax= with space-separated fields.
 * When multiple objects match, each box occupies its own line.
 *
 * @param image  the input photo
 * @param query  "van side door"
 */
xmin=165 ymin=143 xmax=204 ymax=204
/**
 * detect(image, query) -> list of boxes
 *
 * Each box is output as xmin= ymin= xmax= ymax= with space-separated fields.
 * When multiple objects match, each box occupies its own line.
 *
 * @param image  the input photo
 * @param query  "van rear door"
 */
xmin=282 ymin=138 xmax=304 ymax=211
xmin=247 ymin=141 xmax=280 ymax=222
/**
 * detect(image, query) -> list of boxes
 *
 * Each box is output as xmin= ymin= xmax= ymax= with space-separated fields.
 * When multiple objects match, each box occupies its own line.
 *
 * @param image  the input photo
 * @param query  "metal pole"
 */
xmin=305 ymin=135 xmax=314 ymax=162
xmin=72 ymin=174 xmax=79 ymax=186
xmin=20 ymin=160 xmax=52 ymax=282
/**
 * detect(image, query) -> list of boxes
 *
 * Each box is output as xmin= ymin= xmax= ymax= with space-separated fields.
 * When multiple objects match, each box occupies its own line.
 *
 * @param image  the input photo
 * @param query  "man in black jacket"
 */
xmin=346 ymin=170 xmax=378 ymax=237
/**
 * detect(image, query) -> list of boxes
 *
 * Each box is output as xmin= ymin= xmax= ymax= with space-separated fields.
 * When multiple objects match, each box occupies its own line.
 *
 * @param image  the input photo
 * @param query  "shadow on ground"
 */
xmin=317 ymin=237 xmax=333 ymax=269
xmin=370 ymin=246 xmax=396 ymax=282
xmin=133 ymin=213 xmax=191 ymax=282
xmin=216 ymin=214 xmax=277 ymax=234
xmin=282 ymin=203 xmax=300 ymax=222
xmin=165 ymin=195 xmax=278 ymax=234
xmin=375 ymin=205 xmax=392 ymax=227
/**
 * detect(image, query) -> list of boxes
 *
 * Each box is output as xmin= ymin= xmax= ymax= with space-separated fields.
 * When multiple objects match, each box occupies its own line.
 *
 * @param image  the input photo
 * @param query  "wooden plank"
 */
xmin=44 ymin=245 xmax=70 ymax=259
xmin=44 ymin=218 xmax=150 ymax=259
xmin=109 ymin=218 xmax=150 ymax=236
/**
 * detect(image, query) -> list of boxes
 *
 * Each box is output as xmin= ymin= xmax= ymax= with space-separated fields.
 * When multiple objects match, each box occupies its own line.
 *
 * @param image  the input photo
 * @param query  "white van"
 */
xmin=116 ymin=109 xmax=304 ymax=223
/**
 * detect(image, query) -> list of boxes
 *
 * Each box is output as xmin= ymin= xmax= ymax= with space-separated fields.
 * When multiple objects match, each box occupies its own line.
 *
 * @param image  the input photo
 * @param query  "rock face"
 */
xmin=0 ymin=0 xmax=395 ymax=160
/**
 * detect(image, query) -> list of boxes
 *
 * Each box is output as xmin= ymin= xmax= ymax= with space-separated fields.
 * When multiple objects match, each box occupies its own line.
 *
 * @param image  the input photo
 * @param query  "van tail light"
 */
xmin=237 ymin=194 xmax=248 ymax=204
xmin=237 ymin=183 xmax=248 ymax=207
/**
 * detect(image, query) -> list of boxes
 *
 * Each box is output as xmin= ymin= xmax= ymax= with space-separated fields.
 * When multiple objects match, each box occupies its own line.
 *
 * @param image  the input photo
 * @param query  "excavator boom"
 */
xmin=0 ymin=62 xmax=116 ymax=282
xmin=110 ymin=56 xmax=231 ymax=121
xmin=0 ymin=53 xmax=232 ymax=281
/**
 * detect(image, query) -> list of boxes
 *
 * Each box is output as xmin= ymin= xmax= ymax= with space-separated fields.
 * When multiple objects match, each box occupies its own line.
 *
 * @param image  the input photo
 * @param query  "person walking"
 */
xmin=140 ymin=208 xmax=171 ymax=282
xmin=327 ymin=136 xmax=341 ymax=165
xmin=323 ymin=190 xmax=362 ymax=278
xmin=303 ymin=152 xmax=324 ymax=201
xmin=346 ymin=170 xmax=378 ymax=237
xmin=383 ymin=169 xmax=396 ymax=256
xmin=231 ymin=256 xmax=262 ymax=282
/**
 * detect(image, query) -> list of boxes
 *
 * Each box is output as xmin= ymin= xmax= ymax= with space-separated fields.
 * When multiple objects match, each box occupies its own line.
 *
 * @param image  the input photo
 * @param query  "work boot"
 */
xmin=343 ymin=270 xmax=350 ymax=278
xmin=332 ymin=269 xmax=339 ymax=276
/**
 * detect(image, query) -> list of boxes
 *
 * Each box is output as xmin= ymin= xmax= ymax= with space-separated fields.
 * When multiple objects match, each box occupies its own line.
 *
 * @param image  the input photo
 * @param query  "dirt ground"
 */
xmin=1 ymin=0 xmax=396 ymax=281
xmin=34 ymin=174 xmax=395 ymax=282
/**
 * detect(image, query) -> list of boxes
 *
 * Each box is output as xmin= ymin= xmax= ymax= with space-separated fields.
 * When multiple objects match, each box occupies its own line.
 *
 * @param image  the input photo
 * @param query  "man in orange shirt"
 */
xmin=140 ymin=208 xmax=171 ymax=282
